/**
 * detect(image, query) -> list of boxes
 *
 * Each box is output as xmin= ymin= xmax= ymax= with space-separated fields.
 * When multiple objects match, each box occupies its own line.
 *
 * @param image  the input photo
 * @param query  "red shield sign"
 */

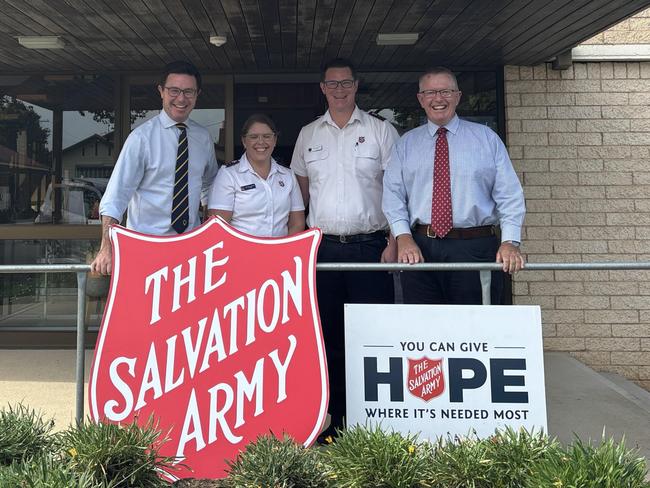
xmin=89 ymin=218 xmax=326 ymax=479
xmin=407 ymin=357 xmax=445 ymax=402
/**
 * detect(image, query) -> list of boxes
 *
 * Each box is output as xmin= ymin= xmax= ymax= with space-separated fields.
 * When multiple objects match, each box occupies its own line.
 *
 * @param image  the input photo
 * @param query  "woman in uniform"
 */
xmin=207 ymin=113 xmax=305 ymax=236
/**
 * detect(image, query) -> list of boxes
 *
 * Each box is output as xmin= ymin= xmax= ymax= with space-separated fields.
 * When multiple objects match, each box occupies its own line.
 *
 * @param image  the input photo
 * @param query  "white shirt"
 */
xmin=383 ymin=115 xmax=525 ymax=242
xmin=208 ymin=154 xmax=305 ymax=237
xmin=291 ymin=106 xmax=399 ymax=235
xmin=100 ymin=111 xmax=218 ymax=235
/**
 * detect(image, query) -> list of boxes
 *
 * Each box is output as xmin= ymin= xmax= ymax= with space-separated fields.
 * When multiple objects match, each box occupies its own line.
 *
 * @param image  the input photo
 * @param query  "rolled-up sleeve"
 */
xmin=382 ymin=140 xmax=412 ymax=237
xmin=491 ymin=135 xmax=525 ymax=242
xmin=201 ymin=146 xmax=219 ymax=206
xmin=99 ymin=132 xmax=145 ymax=222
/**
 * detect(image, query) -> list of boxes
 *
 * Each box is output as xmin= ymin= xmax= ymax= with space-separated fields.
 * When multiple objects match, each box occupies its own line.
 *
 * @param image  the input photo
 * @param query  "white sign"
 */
xmin=345 ymin=304 xmax=547 ymax=439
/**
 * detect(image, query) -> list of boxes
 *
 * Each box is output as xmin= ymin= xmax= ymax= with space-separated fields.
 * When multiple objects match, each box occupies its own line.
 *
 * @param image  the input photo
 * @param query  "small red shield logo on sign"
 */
xmin=407 ymin=357 xmax=445 ymax=402
xmin=89 ymin=218 xmax=326 ymax=480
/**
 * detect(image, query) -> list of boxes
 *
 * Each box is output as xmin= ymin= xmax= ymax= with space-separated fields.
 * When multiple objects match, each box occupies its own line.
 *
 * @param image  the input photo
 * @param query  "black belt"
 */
xmin=323 ymin=230 xmax=387 ymax=244
xmin=414 ymin=224 xmax=496 ymax=239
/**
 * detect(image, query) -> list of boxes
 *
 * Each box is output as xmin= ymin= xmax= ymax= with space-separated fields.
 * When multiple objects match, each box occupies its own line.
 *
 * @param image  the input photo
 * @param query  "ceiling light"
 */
xmin=209 ymin=35 xmax=227 ymax=47
xmin=17 ymin=36 xmax=65 ymax=49
xmin=376 ymin=33 xmax=419 ymax=46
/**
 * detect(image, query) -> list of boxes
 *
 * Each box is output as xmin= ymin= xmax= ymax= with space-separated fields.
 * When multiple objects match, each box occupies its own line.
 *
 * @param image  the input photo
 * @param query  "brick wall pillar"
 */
xmin=505 ymin=61 xmax=650 ymax=389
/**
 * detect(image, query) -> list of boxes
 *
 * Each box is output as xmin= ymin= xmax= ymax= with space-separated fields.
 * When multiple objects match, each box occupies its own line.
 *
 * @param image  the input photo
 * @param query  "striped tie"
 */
xmin=171 ymin=122 xmax=189 ymax=233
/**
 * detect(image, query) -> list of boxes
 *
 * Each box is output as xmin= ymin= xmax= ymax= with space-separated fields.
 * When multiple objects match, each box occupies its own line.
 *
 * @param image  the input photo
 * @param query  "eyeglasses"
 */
xmin=418 ymin=89 xmax=459 ymax=99
xmin=244 ymin=133 xmax=276 ymax=142
xmin=322 ymin=79 xmax=356 ymax=89
xmin=164 ymin=86 xmax=198 ymax=98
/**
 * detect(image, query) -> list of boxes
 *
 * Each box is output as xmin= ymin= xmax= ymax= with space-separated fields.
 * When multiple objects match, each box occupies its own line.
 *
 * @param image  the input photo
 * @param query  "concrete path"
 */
xmin=545 ymin=351 xmax=650 ymax=460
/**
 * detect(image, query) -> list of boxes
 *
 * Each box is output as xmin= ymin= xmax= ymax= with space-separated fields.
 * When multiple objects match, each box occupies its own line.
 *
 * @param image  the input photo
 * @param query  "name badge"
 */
xmin=241 ymin=184 xmax=256 ymax=191
xmin=308 ymin=145 xmax=323 ymax=152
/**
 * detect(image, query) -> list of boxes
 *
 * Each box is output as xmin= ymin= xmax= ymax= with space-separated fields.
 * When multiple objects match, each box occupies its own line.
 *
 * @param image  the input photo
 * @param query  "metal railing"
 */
xmin=2 ymin=261 xmax=650 ymax=424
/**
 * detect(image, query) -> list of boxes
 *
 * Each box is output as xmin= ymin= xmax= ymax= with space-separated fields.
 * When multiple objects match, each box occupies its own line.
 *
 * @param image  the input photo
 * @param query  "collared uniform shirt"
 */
xmin=383 ymin=115 xmax=525 ymax=243
xmin=100 ymin=111 xmax=218 ymax=235
xmin=208 ymin=154 xmax=305 ymax=237
xmin=291 ymin=106 xmax=399 ymax=235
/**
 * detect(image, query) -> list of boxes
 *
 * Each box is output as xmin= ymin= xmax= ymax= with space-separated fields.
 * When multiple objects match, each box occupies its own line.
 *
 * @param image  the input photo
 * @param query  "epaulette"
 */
xmin=368 ymin=111 xmax=386 ymax=121
xmin=224 ymin=159 xmax=240 ymax=167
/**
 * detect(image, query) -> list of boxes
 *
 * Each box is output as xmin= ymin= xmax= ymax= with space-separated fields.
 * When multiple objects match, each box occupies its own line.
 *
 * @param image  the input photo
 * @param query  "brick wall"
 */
xmin=581 ymin=8 xmax=650 ymax=45
xmin=505 ymin=10 xmax=650 ymax=389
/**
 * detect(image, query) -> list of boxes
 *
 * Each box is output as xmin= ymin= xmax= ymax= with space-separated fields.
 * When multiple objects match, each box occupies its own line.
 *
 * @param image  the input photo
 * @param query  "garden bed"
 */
xmin=1 ymin=403 xmax=649 ymax=487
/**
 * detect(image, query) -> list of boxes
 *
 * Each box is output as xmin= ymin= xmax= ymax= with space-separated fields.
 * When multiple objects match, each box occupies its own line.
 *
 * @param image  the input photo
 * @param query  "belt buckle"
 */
xmin=426 ymin=226 xmax=437 ymax=238
xmin=339 ymin=235 xmax=348 ymax=243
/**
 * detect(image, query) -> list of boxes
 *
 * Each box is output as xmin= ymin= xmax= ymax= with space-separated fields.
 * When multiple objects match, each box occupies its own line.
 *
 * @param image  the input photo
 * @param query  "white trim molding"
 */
xmin=571 ymin=44 xmax=650 ymax=61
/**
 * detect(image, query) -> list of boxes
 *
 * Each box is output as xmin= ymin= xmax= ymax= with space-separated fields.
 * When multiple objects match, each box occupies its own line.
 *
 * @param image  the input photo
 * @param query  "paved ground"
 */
xmin=545 ymin=351 xmax=650 ymax=460
xmin=1 ymin=350 xmax=650 ymax=464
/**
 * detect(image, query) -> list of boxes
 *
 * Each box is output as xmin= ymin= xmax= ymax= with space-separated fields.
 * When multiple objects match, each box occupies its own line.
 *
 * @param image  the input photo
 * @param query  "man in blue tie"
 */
xmin=383 ymin=66 xmax=525 ymax=304
xmin=91 ymin=61 xmax=218 ymax=275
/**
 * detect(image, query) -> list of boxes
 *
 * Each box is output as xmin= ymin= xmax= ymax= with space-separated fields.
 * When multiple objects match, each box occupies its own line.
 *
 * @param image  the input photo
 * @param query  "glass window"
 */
xmin=0 ymin=239 xmax=105 ymax=331
xmin=0 ymin=75 xmax=114 ymax=226
xmin=358 ymin=71 xmax=498 ymax=134
xmin=0 ymin=75 xmax=115 ymax=332
xmin=0 ymin=93 xmax=52 ymax=224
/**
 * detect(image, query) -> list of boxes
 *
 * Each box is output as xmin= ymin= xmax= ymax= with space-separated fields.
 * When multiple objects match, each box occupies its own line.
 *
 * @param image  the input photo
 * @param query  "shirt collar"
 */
xmin=159 ymin=110 xmax=190 ymax=130
xmin=426 ymin=114 xmax=459 ymax=137
xmin=322 ymin=105 xmax=362 ymax=128
xmin=237 ymin=153 xmax=279 ymax=177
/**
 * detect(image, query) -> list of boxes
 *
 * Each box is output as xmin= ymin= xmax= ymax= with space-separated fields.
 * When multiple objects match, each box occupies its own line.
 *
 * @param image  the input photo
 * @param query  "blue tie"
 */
xmin=171 ymin=123 xmax=189 ymax=233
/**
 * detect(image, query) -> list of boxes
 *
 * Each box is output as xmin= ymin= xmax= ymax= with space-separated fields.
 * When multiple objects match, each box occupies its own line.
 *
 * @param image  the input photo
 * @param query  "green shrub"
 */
xmin=425 ymin=434 xmax=494 ymax=488
xmin=0 ymin=403 xmax=56 ymax=465
xmin=58 ymin=417 xmax=176 ymax=488
xmin=226 ymin=433 xmax=329 ymax=488
xmin=483 ymin=427 xmax=562 ymax=487
xmin=0 ymin=455 xmax=99 ymax=488
xmin=526 ymin=436 xmax=650 ymax=488
xmin=321 ymin=424 xmax=432 ymax=487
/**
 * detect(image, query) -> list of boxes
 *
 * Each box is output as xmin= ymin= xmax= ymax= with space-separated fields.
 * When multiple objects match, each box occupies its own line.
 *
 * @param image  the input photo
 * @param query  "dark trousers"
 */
xmin=317 ymin=235 xmax=394 ymax=430
xmin=401 ymin=233 xmax=503 ymax=304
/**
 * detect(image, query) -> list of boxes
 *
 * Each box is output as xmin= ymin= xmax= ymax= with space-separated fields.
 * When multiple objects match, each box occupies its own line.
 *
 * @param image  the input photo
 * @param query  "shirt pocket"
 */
xmin=303 ymin=147 xmax=329 ymax=182
xmin=354 ymin=143 xmax=382 ymax=180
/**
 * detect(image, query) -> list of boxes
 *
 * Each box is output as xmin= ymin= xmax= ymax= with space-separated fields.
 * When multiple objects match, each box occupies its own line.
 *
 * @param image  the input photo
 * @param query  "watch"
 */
xmin=506 ymin=240 xmax=520 ymax=247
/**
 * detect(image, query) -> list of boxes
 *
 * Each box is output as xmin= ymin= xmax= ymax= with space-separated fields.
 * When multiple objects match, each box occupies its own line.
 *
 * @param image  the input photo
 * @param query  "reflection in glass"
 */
xmin=0 ymin=75 xmax=115 ymax=225
xmin=0 ymin=239 xmax=105 ymax=330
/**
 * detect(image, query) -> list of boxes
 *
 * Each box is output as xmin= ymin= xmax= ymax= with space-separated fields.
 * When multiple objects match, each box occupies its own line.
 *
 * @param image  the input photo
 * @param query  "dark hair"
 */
xmin=241 ymin=113 xmax=279 ymax=138
xmin=161 ymin=61 xmax=202 ymax=91
xmin=321 ymin=58 xmax=357 ymax=81
xmin=419 ymin=66 xmax=458 ymax=90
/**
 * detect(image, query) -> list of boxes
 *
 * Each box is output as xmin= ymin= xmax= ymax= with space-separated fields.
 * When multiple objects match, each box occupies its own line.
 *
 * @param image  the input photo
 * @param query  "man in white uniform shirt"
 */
xmin=291 ymin=58 xmax=399 ymax=438
xmin=91 ymin=61 xmax=218 ymax=275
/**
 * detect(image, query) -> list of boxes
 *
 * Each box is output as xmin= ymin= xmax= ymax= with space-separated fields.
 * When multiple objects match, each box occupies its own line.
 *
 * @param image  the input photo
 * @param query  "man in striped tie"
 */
xmin=91 ymin=61 xmax=218 ymax=275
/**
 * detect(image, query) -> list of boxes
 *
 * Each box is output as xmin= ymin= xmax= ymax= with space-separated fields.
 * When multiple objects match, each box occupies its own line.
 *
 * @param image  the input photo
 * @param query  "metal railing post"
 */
xmin=479 ymin=270 xmax=492 ymax=305
xmin=2 ymin=261 xmax=650 ymax=426
xmin=75 ymin=271 xmax=87 ymax=425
